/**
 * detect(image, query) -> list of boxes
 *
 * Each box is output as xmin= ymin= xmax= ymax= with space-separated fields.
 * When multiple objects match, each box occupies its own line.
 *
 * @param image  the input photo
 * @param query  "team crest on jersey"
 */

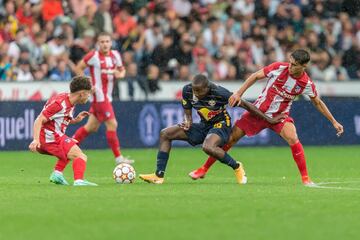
xmin=192 ymin=95 xmax=198 ymax=102
xmin=182 ymin=99 xmax=187 ymax=106
xmin=208 ymin=99 xmax=216 ymax=106
xmin=294 ymin=85 xmax=302 ymax=93
xmin=105 ymin=112 xmax=111 ymax=117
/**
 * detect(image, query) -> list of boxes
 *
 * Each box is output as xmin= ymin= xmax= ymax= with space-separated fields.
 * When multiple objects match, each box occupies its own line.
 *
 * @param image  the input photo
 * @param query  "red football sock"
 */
xmin=203 ymin=143 xmax=232 ymax=169
xmin=54 ymin=158 xmax=70 ymax=172
xmin=73 ymin=126 xmax=89 ymax=144
xmin=290 ymin=141 xmax=308 ymax=178
xmin=72 ymin=157 xmax=86 ymax=180
xmin=106 ymin=130 xmax=121 ymax=158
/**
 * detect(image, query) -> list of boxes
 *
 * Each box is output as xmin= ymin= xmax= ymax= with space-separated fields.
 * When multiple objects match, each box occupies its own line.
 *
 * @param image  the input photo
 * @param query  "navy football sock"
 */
xmin=219 ymin=153 xmax=239 ymax=170
xmin=156 ymin=151 xmax=169 ymax=177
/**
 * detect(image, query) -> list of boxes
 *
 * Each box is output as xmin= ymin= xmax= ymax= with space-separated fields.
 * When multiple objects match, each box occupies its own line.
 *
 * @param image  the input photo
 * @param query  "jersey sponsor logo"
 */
xmin=272 ymin=85 xmax=296 ymax=100
xmin=294 ymin=85 xmax=302 ymax=93
xmin=208 ymin=99 xmax=216 ymax=106
xmin=198 ymin=108 xmax=222 ymax=121
xmin=101 ymin=69 xmax=115 ymax=74
xmin=182 ymin=99 xmax=187 ymax=106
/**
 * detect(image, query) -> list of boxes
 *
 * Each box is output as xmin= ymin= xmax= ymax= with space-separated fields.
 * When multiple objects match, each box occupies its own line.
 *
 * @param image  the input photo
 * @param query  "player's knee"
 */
xmin=78 ymin=153 xmax=87 ymax=161
xmin=159 ymin=129 xmax=170 ymax=141
xmin=86 ymin=125 xmax=98 ymax=133
xmin=202 ymin=143 xmax=215 ymax=156
xmin=287 ymin=137 xmax=299 ymax=145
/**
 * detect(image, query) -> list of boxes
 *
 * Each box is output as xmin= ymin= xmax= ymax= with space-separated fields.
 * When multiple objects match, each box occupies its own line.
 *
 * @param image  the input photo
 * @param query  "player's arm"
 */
xmin=310 ymin=96 xmax=344 ymax=136
xmin=70 ymin=111 xmax=90 ymax=124
xmin=74 ymin=59 xmax=88 ymax=76
xmin=179 ymin=108 xmax=192 ymax=130
xmin=114 ymin=66 xmax=126 ymax=79
xmin=238 ymin=99 xmax=285 ymax=124
xmin=29 ymin=114 xmax=48 ymax=152
xmin=229 ymin=69 xmax=266 ymax=107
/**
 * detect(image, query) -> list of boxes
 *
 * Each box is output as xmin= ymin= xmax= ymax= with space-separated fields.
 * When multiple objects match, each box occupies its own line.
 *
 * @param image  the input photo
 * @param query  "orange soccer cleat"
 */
xmin=234 ymin=162 xmax=247 ymax=184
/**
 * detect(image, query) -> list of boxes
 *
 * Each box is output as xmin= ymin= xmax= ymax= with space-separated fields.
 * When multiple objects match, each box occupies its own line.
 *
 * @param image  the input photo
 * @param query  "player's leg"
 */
xmin=201 ymin=130 xmax=246 ymax=184
xmin=72 ymin=114 xmax=101 ymax=143
xmin=67 ymin=144 xmax=97 ymax=186
xmin=103 ymin=118 xmax=133 ymax=164
xmin=279 ymin=122 xmax=313 ymax=185
xmin=50 ymin=158 xmax=70 ymax=185
xmin=140 ymin=125 xmax=189 ymax=184
xmin=189 ymin=125 xmax=246 ymax=179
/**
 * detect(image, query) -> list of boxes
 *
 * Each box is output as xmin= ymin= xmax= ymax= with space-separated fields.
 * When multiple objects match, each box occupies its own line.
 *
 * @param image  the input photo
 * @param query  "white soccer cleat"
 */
xmin=115 ymin=155 xmax=135 ymax=165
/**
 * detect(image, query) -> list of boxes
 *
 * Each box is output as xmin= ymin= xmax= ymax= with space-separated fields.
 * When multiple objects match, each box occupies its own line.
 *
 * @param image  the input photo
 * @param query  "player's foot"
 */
xmin=115 ymin=155 xmax=135 ymax=165
xmin=139 ymin=173 xmax=164 ymax=184
xmin=189 ymin=167 xmax=208 ymax=180
xmin=49 ymin=171 xmax=69 ymax=185
xmin=302 ymin=176 xmax=317 ymax=187
xmin=234 ymin=162 xmax=247 ymax=184
xmin=73 ymin=179 xmax=98 ymax=186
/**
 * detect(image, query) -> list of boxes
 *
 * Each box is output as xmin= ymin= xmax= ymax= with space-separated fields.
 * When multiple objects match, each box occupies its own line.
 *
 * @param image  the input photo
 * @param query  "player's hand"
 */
xmin=114 ymin=69 xmax=126 ymax=79
xmin=75 ymin=111 xmax=90 ymax=121
xmin=29 ymin=139 xmax=40 ymax=152
xmin=178 ymin=121 xmax=192 ymax=131
xmin=269 ymin=114 xmax=287 ymax=124
xmin=333 ymin=121 xmax=344 ymax=137
xmin=229 ymin=92 xmax=242 ymax=107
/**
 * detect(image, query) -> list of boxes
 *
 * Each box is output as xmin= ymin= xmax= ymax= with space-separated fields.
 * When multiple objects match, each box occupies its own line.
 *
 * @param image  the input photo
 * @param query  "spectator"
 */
xmin=0 ymin=53 xmax=12 ymax=81
xmin=49 ymin=60 xmax=72 ymax=81
xmin=14 ymin=59 xmax=33 ymax=82
xmin=93 ymin=0 xmax=113 ymax=34
xmin=324 ymin=55 xmax=350 ymax=82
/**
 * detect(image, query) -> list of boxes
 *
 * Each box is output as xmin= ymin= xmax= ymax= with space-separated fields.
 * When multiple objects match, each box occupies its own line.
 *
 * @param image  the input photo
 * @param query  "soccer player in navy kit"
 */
xmin=139 ymin=74 xmax=284 ymax=184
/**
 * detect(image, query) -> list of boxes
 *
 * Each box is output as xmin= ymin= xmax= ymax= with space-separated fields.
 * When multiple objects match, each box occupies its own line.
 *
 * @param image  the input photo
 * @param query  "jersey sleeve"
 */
xmin=83 ymin=50 xmax=96 ymax=66
xmin=263 ymin=62 xmax=285 ymax=77
xmin=112 ymin=50 xmax=124 ymax=68
xmin=217 ymin=86 xmax=232 ymax=102
xmin=41 ymin=102 xmax=63 ymax=120
xmin=181 ymin=86 xmax=192 ymax=110
xmin=302 ymin=80 xmax=318 ymax=98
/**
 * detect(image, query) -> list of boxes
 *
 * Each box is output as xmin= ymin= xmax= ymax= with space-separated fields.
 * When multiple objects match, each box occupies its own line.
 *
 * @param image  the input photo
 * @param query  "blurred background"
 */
xmin=0 ymin=0 xmax=359 ymax=149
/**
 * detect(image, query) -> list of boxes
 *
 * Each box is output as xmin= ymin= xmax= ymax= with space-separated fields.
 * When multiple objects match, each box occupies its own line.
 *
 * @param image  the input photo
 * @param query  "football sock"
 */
xmin=290 ymin=141 xmax=308 ymax=178
xmin=106 ymin=130 xmax=121 ymax=158
xmin=72 ymin=157 xmax=87 ymax=180
xmin=156 ymin=151 xmax=169 ymax=177
xmin=218 ymin=153 xmax=239 ymax=170
xmin=54 ymin=158 xmax=70 ymax=172
xmin=203 ymin=143 xmax=232 ymax=169
xmin=73 ymin=126 xmax=89 ymax=144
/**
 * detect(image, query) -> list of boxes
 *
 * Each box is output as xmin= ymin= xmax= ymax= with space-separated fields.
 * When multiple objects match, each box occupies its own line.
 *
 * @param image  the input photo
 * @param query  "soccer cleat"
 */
xmin=188 ymin=167 xmax=208 ymax=180
xmin=139 ymin=173 xmax=164 ymax=184
xmin=73 ymin=179 xmax=98 ymax=186
xmin=302 ymin=176 xmax=317 ymax=187
xmin=115 ymin=155 xmax=135 ymax=165
xmin=234 ymin=161 xmax=247 ymax=184
xmin=49 ymin=171 xmax=69 ymax=185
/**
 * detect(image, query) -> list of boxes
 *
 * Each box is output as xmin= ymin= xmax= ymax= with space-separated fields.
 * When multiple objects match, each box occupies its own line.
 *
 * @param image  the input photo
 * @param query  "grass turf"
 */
xmin=0 ymin=146 xmax=360 ymax=240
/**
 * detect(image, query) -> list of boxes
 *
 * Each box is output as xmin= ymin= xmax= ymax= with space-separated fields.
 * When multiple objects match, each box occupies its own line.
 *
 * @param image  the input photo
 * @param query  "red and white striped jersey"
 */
xmin=40 ymin=93 xmax=74 ymax=143
xmin=254 ymin=62 xmax=318 ymax=117
xmin=83 ymin=50 xmax=124 ymax=103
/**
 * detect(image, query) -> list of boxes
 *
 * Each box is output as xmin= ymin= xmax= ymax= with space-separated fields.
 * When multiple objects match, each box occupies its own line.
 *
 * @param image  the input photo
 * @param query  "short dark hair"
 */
xmin=97 ymin=32 xmax=112 ymax=40
xmin=291 ymin=49 xmax=310 ymax=65
xmin=192 ymin=74 xmax=209 ymax=87
xmin=70 ymin=76 xmax=92 ymax=93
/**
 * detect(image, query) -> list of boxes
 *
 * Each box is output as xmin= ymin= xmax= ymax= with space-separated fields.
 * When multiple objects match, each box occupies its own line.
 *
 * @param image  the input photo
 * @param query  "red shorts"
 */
xmin=37 ymin=135 xmax=77 ymax=160
xmin=235 ymin=111 xmax=294 ymax=136
xmin=89 ymin=101 xmax=115 ymax=122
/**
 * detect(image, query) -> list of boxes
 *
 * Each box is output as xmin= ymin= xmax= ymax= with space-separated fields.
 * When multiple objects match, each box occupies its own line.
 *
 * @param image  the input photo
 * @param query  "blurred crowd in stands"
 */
xmin=0 ymin=0 xmax=359 ymax=93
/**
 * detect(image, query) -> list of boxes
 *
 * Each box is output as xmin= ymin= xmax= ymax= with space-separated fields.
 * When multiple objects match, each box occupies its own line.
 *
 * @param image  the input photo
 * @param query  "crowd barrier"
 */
xmin=0 ymin=99 xmax=359 ymax=150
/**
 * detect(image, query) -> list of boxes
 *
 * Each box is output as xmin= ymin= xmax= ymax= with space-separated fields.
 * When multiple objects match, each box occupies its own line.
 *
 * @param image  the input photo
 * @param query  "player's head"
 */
xmin=289 ymin=49 xmax=310 ymax=76
xmin=70 ymin=76 xmax=92 ymax=104
xmin=192 ymin=74 xmax=210 ymax=99
xmin=97 ymin=32 xmax=112 ymax=54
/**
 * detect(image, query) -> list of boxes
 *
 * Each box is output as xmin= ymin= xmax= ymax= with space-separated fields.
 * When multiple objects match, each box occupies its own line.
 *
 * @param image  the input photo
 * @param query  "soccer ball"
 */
xmin=113 ymin=163 xmax=136 ymax=184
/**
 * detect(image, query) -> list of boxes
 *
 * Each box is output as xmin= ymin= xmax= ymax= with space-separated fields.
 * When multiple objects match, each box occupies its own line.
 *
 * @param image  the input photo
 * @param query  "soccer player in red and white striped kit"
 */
xmin=189 ymin=49 xmax=344 ymax=186
xmin=29 ymin=76 xmax=97 ymax=186
xmin=72 ymin=32 xmax=133 ymax=165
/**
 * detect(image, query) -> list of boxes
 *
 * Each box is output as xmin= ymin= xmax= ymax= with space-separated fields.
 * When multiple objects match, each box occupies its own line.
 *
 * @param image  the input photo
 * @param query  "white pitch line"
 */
xmin=305 ymin=181 xmax=360 ymax=191
xmin=317 ymin=181 xmax=360 ymax=185
xmin=308 ymin=185 xmax=360 ymax=191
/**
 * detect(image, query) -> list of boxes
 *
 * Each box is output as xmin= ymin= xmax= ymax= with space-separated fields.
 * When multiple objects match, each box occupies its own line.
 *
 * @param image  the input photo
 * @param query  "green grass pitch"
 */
xmin=1 ymin=146 xmax=360 ymax=240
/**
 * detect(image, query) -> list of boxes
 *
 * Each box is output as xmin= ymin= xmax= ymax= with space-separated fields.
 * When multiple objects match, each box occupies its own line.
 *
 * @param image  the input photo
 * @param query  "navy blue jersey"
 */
xmin=181 ymin=83 xmax=232 ymax=125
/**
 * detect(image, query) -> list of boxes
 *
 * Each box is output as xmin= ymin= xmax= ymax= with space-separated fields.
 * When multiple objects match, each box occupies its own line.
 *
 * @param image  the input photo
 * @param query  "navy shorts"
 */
xmin=185 ymin=121 xmax=232 ymax=147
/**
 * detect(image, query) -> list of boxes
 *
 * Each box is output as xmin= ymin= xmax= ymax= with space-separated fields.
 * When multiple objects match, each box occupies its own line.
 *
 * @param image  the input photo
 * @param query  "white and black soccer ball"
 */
xmin=113 ymin=163 xmax=136 ymax=184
